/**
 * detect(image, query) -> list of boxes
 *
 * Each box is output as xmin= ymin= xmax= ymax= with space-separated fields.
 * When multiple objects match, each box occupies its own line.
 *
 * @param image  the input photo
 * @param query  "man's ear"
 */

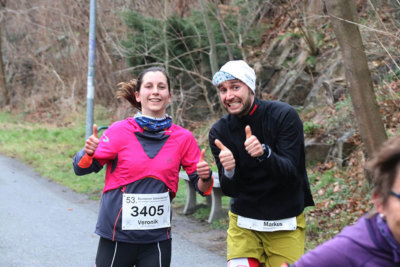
xmin=372 ymin=191 xmax=384 ymax=214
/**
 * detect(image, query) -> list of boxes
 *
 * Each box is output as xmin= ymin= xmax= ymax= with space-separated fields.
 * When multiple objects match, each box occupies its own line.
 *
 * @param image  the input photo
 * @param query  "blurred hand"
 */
xmin=84 ymin=124 xmax=99 ymax=156
xmin=196 ymin=149 xmax=211 ymax=180
xmin=215 ymin=139 xmax=235 ymax=171
xmin=244 ymin=125 xmax=263 ymax=158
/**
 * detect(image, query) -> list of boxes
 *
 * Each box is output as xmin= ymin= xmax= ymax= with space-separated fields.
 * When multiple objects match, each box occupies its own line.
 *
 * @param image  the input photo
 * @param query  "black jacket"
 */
xmin=209 ymin=98 xmax=314 ymax=220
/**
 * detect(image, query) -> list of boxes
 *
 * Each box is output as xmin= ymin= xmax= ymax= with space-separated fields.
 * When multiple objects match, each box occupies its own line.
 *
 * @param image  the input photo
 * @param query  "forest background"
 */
xmin=0 ymin=0 xmax=400 ymax=252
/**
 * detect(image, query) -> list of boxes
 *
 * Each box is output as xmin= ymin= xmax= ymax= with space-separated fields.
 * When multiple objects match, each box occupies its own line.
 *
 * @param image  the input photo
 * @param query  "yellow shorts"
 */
xmin=227 ymin=211 xmax=306 ymax=267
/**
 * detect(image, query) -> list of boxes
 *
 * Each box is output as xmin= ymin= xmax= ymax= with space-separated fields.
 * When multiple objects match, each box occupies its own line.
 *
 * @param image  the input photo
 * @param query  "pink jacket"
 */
xmin=93 ymin=118 xmax=201 ymax=197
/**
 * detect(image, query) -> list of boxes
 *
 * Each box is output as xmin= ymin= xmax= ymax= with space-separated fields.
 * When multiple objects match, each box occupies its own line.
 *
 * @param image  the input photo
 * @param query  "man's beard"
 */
xmin=224 ymin=94 xmax=253 ymax=117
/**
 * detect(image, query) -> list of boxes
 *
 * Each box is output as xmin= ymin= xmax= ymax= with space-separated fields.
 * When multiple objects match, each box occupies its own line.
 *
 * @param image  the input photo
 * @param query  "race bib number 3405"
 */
xmin=122 ymin=192 xmax=170 ymax=230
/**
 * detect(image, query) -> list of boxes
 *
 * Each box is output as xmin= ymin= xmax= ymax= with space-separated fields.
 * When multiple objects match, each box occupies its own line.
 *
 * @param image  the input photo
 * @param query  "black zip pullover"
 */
xmin=209 ymin=98 xmax=314 ymax=220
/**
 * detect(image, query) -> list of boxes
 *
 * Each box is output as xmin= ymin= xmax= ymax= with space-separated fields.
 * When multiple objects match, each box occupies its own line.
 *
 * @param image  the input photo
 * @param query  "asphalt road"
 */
xmin=0 ymin=154 xmax=226 ymax=267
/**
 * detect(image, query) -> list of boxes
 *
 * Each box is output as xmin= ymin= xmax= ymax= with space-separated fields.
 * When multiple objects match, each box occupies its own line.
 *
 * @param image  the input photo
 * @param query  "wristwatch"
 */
xmin=257 ymin=144 xmax=271 ymax=162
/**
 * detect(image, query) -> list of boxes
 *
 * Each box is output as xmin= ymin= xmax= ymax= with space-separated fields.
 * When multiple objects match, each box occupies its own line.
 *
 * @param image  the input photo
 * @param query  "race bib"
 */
xmin=122 ymin=192 xmax=170 ymax=230
xmin=237 ymin=215 xmax=296 ymax=232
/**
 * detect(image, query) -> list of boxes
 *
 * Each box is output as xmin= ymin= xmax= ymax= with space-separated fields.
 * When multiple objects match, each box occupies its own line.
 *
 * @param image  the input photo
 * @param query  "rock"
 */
xmin=305 ymin=138 xmax=332 ymax=164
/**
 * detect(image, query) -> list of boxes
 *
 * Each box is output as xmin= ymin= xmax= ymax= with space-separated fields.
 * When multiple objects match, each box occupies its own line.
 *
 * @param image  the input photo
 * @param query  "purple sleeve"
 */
xmin=294 ymin=236 xmax=355 ymax=267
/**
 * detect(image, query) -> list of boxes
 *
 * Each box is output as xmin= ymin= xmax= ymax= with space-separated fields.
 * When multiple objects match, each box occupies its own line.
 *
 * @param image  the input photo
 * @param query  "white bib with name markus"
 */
xmin=237 ymin=215 xmax=297 ymax=232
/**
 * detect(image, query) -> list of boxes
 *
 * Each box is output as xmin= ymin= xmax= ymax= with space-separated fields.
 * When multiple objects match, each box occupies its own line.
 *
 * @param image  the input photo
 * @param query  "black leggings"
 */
xmin=95 ymin=237 xmax=172 ymax=267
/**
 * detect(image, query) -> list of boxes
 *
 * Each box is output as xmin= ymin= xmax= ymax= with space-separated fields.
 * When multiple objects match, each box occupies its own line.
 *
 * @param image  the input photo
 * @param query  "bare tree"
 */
xmin=213 ymin=0 xmax=233 ymax=60
xmin=200 ymin=0 xmax=218 ymax=75
xmin=324 ymin=0 xmax=387 ymax=157
xmin=0 ymin=0 xmax=8 ymax=106
xmin=200 ymin=0 xmax=222 ymax=113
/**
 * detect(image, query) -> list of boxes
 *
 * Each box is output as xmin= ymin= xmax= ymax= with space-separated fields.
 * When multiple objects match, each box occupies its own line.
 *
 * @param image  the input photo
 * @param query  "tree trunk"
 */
xmin=200 ymin=0 xmax=223 ymax=113
xmin=200 ymin=0 xmax=218 ymax=75
xmin=0 ymin=0 xmax=8 ymax=107
xmin=214 ymin=2 xmax=233 ymax=60
xmin=324 ymin=0 xmax=387 ymax=157
xmin=163 ymin=0 xmax=174 ymax=117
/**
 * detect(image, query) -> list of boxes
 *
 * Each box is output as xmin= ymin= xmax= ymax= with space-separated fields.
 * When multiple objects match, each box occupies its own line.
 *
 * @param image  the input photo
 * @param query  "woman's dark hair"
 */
xmin=366 ymin=136 xmax=400 ymax=204
xmin=116 ymin=67 xmax=171 ymax=110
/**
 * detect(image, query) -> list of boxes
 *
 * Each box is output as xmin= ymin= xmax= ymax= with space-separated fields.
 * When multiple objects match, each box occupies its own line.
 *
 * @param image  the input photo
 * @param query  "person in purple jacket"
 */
xmin=72 ymin=67 xmax=214 ymax=267
xmin=282 ymin=136 xmax=400 ymax=267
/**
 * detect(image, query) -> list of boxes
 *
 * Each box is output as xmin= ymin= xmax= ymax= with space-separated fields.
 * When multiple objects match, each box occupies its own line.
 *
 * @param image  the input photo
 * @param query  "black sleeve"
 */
xmin=209 ymin=126 xmax=240 ymax=197
xmin=264 ymin=106 xmax=305 ymax=183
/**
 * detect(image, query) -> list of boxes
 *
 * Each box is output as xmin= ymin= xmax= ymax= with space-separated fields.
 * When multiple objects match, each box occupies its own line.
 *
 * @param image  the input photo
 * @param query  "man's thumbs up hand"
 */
xmin=215 ymin=139 xmax=235 ymax=171
xmin=244 ymin=125 xmax=264 ymax=158
xmin=245 ymin=125 xmax=252 ymax=139
xmin=84 ymin=124 xmax=100 ymax=156
xmin=215 ymin=139 xmax=227 ymax=151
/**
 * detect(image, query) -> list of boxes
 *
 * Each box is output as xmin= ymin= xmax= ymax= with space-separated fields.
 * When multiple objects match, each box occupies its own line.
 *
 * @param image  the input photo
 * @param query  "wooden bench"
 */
xmin=179 ymin=171 xmax=225 ymax=223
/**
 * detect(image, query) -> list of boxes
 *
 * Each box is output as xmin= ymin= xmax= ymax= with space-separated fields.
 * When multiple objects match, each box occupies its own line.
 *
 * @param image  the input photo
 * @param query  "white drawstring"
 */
xmin=157 ymin=242 xmax=162 ymax=267
xmin=110 ymin=241 xmax=118 ymax=267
